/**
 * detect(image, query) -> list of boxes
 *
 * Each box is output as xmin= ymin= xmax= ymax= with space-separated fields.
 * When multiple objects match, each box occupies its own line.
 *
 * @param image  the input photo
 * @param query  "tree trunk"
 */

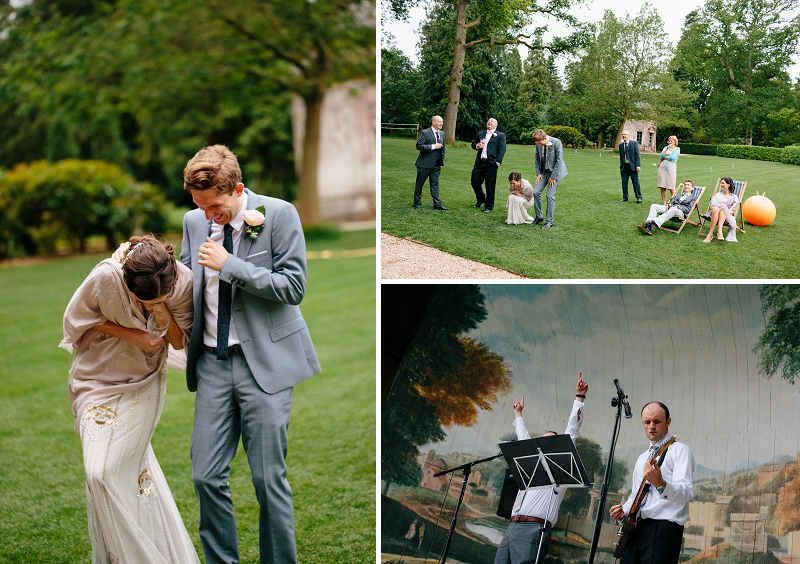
xmin=443 ymin=0 xmax=469 ymax=146
xmin=295 ymin=91 xmax=325 ymax=227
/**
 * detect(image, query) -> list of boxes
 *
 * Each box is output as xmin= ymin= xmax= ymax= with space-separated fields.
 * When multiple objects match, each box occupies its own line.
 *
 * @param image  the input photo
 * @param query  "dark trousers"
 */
xmin=471 ymin=161 xmax=498 ymax=209
xmin=620 ymin=519 xmax=684 ymax=564
xmin=621 ymin=167 xmax=642 ymax=200
xmin=493 ymin=522 xmax=551 ymax=564
xmin=414 ymin=165 xmax=443 ymax=208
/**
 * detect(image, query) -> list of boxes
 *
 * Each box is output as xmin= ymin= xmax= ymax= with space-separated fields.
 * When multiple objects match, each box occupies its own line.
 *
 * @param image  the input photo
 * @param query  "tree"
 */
xmin=381 ymin=285 xmax=513 ymax=495
xmin=753 ymin=285 xmax=800 ymax=384
xmin=671 ymin=0 xmax=800 ymax=145
xmin=565 ymin=4 xmax=692 ymax=147
xmin=387 ymin=0 xmax=586 ymax=144
xmin=202 ymin=0 xmax=375 ymax=226
xmin=381 ymin=45 xmax=422 ymax=125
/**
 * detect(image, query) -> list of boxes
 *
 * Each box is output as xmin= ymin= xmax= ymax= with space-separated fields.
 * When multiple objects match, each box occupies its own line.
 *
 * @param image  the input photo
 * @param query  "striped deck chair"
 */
xmin=698 ymin=179 xmax=747 ymax=236
xmin=658 ymin=184 xmax=706 ymax=234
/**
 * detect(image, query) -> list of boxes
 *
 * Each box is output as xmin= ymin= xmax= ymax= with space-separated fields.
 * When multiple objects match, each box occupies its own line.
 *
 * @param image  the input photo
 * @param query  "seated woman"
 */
xmin=505 ymin=171 xmax=535 ymax=225
xmin=61 ymin=235 xmax=200 ymax=563
xmin=702 ymin=177 xmax=739 ymax=243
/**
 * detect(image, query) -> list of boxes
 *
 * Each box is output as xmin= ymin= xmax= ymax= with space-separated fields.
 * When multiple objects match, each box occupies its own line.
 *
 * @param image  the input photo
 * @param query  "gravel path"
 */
xmin=381 ymin=233 xmax=528 ymax=279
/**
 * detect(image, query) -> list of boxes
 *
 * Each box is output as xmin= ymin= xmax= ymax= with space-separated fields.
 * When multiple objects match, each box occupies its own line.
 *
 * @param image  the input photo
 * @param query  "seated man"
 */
xmin=637 ymin=179 xmax=698 ymax=235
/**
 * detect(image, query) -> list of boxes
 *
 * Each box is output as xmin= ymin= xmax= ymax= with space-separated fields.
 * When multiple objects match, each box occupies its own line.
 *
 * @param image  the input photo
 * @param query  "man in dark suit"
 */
xmin=180 ymin=145 xmax=321 ymax=563
xmin=414 ymin=115 xmax=448 ymax=210
xmin=619 ymin=130 xmax=642 ymax=203
xmin=471 ymin=117 xmax=507 ymax=212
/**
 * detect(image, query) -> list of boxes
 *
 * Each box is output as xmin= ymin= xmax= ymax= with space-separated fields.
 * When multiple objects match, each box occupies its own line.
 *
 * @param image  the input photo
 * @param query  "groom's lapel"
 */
xmin=237 ymin=190 xmax=256 ymax=260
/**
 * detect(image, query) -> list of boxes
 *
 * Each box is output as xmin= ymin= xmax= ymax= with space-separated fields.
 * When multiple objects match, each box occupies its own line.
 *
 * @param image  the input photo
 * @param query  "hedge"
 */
xmin=678 ymin=143 xmax=718 ymax=155
xmin=520 ymin=125 xmax=590 ymax=148
xmin=716 ymin=144 xmax=785 ymax=163
xmin=0 ymin=160 xmax=169 ymax=260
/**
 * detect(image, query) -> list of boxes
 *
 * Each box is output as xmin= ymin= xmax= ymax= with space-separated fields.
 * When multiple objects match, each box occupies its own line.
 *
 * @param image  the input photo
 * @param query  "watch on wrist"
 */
xmin=656 ymin=483 xmax=666 ymax=495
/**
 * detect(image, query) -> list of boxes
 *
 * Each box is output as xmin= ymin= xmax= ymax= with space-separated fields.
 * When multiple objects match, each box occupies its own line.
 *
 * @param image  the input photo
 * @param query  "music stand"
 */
xmin=499 ymin=435 xmax=590 ymax=564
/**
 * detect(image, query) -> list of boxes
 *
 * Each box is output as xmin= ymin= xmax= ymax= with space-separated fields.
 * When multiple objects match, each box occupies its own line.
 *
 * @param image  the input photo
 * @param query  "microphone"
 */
xmin=614 ymin=379 xmax=633 ymax=419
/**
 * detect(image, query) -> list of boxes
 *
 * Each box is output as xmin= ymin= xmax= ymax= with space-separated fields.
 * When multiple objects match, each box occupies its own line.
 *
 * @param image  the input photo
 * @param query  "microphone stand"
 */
xmin=434 ymin=452 xmax=503 ymax=564
xmin=587 ymin=380 xmax=629 ymax=564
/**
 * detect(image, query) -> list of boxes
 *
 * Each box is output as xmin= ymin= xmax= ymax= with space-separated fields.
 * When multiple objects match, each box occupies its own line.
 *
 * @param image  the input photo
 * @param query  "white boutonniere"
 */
xmin=243 ymin=206 xmax=266 ymax=239
xmin=547 ymin=141 xmax=553 ymax=148
xmin=492 ymin=132 xmax=497 ymax=137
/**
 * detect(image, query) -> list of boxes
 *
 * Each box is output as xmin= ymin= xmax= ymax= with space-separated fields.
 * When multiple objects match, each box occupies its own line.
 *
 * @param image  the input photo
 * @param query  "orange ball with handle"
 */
xmin=742 ymin=192 xmax=776 ymax=226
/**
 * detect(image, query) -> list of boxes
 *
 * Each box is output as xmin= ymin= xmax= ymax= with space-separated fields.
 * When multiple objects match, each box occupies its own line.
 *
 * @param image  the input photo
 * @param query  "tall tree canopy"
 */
xmin=671 ymin=0 xmax=800 ymax=145
xmin=386 ymin=0 xmax=586 ymax=144
xmin=565 ymin=3 xmax=692 ymax=148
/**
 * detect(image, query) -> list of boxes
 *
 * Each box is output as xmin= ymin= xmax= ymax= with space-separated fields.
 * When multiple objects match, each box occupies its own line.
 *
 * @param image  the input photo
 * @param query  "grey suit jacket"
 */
xmin=180 ymin=189 xmax=321 ymax=393
xmin=534 ymin=136 xmax=568 ymax=181
xmin=415 ymin=127 xmax=445 ymax=168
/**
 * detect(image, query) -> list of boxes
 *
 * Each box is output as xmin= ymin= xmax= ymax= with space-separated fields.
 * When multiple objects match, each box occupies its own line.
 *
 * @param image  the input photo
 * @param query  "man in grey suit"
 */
xmin=619 ymin=130 xmax=642 ymax=203
xmin=414 ymin=115 xmax=449 ymax=210
xmin=532 ymin=129 xmax=568 ymax=229
xmin=181 ymin=145 xmax=321 ymax=564
xmin=638 ymin=179 xmax=699 ymax=235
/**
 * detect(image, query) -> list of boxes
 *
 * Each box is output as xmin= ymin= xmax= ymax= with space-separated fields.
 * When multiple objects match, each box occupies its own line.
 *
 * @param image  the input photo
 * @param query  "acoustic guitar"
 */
xmin=612 ymin=436 xmax=677 ymax=558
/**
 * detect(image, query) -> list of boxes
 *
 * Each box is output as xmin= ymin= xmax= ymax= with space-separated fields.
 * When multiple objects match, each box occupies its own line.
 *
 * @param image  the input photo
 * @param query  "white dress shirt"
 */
xmin=202 ymin=191 xmax=247 ymax=348
xmin=622 ymin=437 xmax=695 ymax=525
xmin=510 ymin=399 xmax=584 ymax=525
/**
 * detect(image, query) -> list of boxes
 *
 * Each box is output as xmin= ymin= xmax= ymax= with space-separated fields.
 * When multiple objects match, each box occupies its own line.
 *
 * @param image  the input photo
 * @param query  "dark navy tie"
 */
xmin=216 ymin=223 xmax=234 ymax=360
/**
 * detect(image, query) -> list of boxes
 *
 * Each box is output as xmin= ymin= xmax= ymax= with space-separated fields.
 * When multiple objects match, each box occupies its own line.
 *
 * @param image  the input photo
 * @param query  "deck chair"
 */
xmin=658 ymin=184 xmax=706 ymax=234
xmin=698 ymin=179 xmax=747 ymax=236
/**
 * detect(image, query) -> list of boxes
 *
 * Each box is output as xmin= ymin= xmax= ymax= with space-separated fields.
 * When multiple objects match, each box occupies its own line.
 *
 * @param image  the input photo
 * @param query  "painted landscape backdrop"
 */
xmin=382 ymin=284 xmax=800 ymax=564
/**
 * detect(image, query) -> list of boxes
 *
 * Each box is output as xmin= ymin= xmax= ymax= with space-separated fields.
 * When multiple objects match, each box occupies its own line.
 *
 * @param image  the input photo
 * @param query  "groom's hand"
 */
xmin=198 ymin=237 xmax=229 ymax=271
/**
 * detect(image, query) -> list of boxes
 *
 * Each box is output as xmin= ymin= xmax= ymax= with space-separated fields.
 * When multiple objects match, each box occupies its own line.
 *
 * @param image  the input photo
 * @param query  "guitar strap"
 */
xmin=639 ymin=441 xmax=672 ymax=515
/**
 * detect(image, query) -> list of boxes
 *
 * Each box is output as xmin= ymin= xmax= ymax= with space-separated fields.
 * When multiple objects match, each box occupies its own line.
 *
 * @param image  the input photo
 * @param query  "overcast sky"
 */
xmin=383 ymin=0 xmax=800 ymax=80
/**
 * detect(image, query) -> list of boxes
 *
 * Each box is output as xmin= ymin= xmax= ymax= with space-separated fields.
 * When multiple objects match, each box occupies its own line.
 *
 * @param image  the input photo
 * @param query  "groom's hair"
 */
xmin=531 ymin=129 xmax=547 ymax=141
xmin=183 ymin=144 xmax=242 ymax=195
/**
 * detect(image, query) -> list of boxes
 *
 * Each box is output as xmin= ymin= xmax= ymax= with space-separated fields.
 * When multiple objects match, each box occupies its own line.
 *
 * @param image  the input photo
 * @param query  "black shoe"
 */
xmin=474 ymin=202 xmax=484 ymax=208
xmin=541 ymin=221 xmax=553 ymax=229
xmin=413 ymin=204 xmax=421 ymax=209
xmin=701 ymin=213 xmax=711 ymax=221
xmin=621 ymin=198 xmax=629 ymax=202
xmin=637 ymin=224 xmax=653 ymax=235
xmin=532 ymin=217 xmax=544 ymax=225
xmin=636 ymin=198 xmax=642 ymax=203
xmin=434 ymin=206 xmax=449 ymax=210
xmin=482 ymin=208 xmax=492 ymax=213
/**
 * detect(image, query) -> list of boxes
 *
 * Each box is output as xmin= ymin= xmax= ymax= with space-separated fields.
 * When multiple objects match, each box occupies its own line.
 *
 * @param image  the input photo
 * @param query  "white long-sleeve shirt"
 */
xmin=622 ymin=438 xmax=695 ymax=525
xmin=510 ymin=399 xmax=584 ymax=524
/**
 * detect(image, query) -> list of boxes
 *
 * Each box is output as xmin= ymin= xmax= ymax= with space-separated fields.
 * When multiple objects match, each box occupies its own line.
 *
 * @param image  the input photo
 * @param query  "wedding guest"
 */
xmin=61 ymin=235 xmax=199 ymax=564
xmin=619 ymin=131 xmax=642 ymax=203
xmin=657 ymin=136 xmax=681 ymax=205
xmin=505 ymin=171 xmax=535 ymax=225
xmin=471 ymin=117 xmax=506 ymax=212
xmin=637 ymin=180 xmax=698 ymax=235
xmin=702 ymin=177 xmax=739 ymax=243
xmin=414 ymin=115 xmax=449 ymax=210
xmin=531 ymin=129 xmax=568 ymax=229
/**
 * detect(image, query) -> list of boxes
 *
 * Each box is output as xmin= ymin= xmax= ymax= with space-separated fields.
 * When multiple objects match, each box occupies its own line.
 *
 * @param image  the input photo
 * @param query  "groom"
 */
xmin=181 ymin=145 xmax=321 ymax=564
xmin=531 ymin=129 xmax=568 ymax=229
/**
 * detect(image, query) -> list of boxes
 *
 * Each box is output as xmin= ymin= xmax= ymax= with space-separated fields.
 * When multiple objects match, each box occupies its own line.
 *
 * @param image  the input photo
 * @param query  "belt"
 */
xmin=203 ymin=344 xmax=243 ymax=356
xmin=510 ymin=515 xmax=550 ymax=527
xmin=481 ymin=157 xmax=488 ymax=161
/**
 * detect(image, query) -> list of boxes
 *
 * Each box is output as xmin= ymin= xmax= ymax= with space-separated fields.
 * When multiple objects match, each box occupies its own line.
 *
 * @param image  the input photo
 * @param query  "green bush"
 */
xmin=780 ymin=146 xmax=800 ymax=166
xmin=520 ymin=126 xmax=589 ymax=148
xmin=716 ymin=144 xmax=785 ymax=162
xmin=679 ymin=143 xmax=718 ymax=155
xmin=0 ymin=160 xmax=168 ymax=259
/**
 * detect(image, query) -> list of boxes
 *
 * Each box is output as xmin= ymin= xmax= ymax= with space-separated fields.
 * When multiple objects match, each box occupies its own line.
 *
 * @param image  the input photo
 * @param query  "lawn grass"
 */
xmin=381 ymin=136 xmax=800 ymax=278
xmin=0 ymin=230 xmax=376 ymax=563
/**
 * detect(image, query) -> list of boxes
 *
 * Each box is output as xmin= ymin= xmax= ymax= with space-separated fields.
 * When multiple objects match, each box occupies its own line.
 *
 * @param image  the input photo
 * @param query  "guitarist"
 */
xmin=494 ymin=373 xmax=588 ymax=564
xmin=609 ymin=402 xmax=695 ymax=564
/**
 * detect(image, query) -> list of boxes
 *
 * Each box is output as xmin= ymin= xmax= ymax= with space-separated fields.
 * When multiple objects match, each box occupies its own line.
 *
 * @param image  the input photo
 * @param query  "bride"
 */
xmin=61 ymin=235 xmax=200 ymax=563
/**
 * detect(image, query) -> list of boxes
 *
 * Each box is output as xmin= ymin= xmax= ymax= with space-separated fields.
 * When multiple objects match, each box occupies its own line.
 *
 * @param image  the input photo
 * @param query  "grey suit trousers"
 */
xmin=493 ymin=522 xmax=551 ymax=564
xmin=191 ymin=349 xmax=296 ymax=564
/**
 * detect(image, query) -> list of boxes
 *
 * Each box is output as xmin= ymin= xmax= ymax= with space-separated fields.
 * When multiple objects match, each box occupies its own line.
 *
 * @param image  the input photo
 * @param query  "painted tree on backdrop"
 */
xmin=381 ymin=285 xmax=512 ymax=496
xmin=754 ymin=285 xmax=800 ymax=384
xmin=565 ymin=3 xmax=692 ymax=148
xmin=386 ymin=0 xmax=586 ymax=145
xmin=671 ymin=0 xmax=800 ymax=146
xmin=777 ymin=460 xmax=800 ymax=535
